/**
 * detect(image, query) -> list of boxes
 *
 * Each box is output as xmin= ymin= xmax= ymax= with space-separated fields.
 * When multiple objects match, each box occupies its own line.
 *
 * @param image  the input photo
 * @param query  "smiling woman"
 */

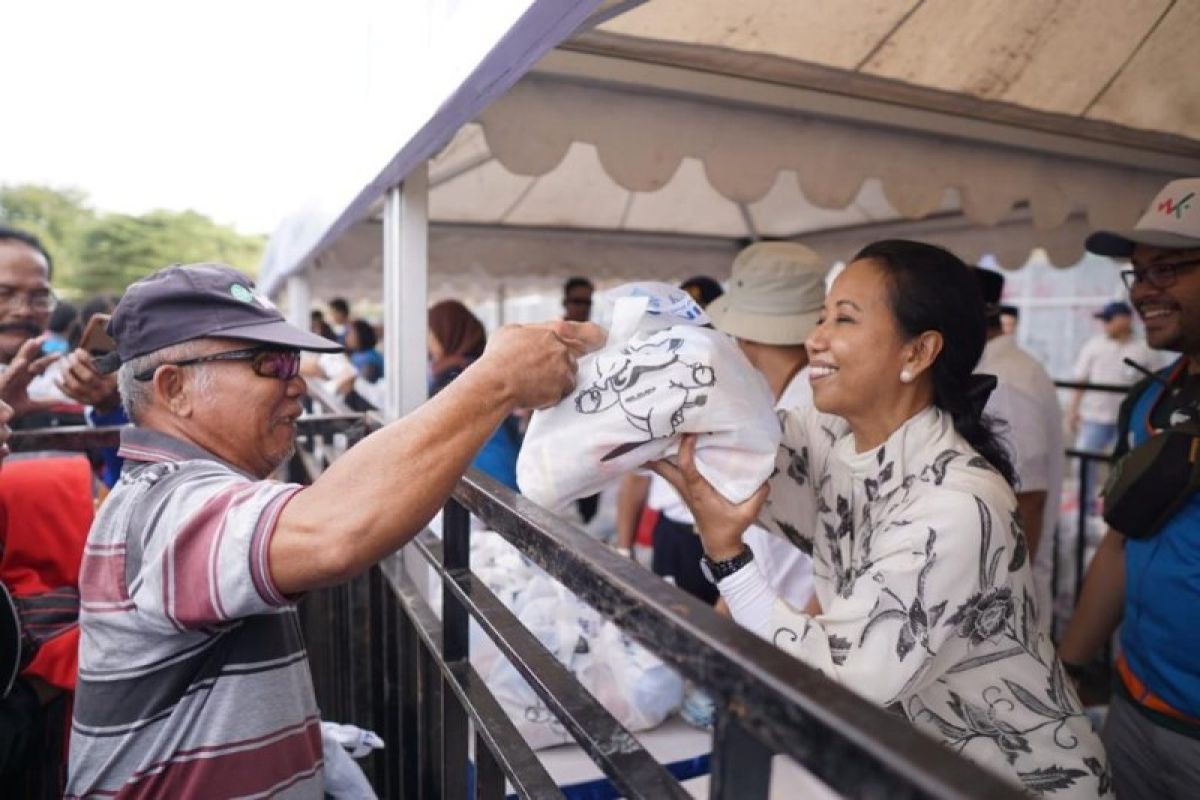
xmin=654 ymin=240 xmax=1111 ymax=796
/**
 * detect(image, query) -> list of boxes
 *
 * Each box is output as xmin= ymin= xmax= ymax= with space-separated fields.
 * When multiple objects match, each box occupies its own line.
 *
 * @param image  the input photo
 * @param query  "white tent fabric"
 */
xmin=595 ymin=0 xmax=1199 ymax=141
xmin=259 ymin=0 xmax=1200 ymax=299
xmin=476 ymin=76 xmax=1165 ymax=233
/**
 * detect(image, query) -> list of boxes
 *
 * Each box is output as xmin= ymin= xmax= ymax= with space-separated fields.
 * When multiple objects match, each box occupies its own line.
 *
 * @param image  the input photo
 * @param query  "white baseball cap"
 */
xmin=708 ymin=241 xmax=827 ymax=345
xmin=1086 ymin=177 xmax=1200 ymax=258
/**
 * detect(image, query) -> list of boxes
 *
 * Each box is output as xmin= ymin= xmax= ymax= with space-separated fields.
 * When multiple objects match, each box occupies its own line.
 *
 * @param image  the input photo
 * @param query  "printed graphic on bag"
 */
xmin=518 ymin=281 xmax=780 ymax=511
xmin=575 ymin=332 xmax=716 ymax=462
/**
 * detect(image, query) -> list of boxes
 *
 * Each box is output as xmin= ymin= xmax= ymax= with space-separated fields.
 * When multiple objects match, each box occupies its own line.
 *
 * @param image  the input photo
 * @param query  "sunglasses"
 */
xmin=1120 ymin=258 xmax=1200 ymax=291
xmin=134 ymin=347 xmax=302 ymax=382
xmin=565 ymin=298 xmax=593 ymax=307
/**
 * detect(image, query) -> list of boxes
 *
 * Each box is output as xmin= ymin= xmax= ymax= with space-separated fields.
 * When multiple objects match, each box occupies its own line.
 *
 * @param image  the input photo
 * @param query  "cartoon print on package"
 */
xmin=575 ymin=332 xmax=716 ymax=463
xmin=517 ymin=282 xmax=780 ymax=511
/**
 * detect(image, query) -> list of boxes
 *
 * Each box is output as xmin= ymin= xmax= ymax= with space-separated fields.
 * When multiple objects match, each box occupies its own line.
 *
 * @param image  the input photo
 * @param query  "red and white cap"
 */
xmin=1086 ymin=177 xmax=1200 ymax=258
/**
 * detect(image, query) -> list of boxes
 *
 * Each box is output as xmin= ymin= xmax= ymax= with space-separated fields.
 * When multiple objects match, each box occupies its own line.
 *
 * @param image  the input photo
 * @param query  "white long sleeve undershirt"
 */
xmin=717 ymin=560 xmax=779 ymax=639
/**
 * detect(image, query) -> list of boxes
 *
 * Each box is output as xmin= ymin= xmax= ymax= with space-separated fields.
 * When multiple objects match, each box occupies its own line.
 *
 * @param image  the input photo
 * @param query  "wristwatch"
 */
xmin=700 ymin=546 xmax=754 ymax=585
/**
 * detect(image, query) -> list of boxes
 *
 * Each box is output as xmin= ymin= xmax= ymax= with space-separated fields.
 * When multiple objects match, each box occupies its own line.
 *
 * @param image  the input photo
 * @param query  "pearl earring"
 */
xmin=900 ymin=369 xmax=914 ymax=384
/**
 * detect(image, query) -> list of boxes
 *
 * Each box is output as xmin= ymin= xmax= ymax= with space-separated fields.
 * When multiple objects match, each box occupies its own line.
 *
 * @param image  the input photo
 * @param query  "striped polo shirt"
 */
xmin=67 ymin=427 xmax=324 ymax=799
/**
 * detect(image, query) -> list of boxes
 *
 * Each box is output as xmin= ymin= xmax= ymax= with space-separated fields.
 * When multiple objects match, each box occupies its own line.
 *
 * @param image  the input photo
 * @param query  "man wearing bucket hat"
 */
xmin=707 ymin=241 xmax=827 ymax=612
xmin=66 ymin=263 xmax=601 ymax=798
xmin=1060 ymin=178 xmax=1200 ymax=800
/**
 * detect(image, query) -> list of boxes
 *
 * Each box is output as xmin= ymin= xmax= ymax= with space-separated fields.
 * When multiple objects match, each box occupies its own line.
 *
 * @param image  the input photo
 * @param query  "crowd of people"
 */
xmin=0 ymin=175 xmax=1196 ymax=798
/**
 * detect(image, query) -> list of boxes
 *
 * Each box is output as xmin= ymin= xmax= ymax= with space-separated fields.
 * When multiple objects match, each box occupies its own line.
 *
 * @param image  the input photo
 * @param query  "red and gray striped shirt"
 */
xmin=67 ymin=427 xmax=324 ymax=799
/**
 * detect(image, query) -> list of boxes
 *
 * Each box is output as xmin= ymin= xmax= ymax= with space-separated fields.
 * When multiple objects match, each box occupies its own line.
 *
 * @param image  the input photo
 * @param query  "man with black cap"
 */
xmin=66 ymin=263 xmax=600 ymax=798
xmin=1059 ymin=177 xmax=1200 ymax=800
xmin=973 ymin=266 xmax=1063 ymax=635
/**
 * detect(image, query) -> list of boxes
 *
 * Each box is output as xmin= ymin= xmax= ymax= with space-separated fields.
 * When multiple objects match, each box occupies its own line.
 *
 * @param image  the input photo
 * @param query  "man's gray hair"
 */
xmin=118 ymin=339 xmax=215 ymax=422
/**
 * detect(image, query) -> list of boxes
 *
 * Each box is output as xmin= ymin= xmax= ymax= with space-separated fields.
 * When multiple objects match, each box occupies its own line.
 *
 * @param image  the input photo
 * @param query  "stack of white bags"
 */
xmin=469 ymin=531 xmax=683 ymax=749
xmin=518 ymin=282 xmax=781 ymax=509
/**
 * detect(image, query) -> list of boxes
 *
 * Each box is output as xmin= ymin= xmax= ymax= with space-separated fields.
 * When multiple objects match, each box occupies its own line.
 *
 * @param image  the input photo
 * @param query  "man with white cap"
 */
xmin=1059 ymin=178 xmax=1200 ymax=800
xmin=66 ymin=263 xmax=600 ymax=798
xmin=706 ymin=241 xmax=828 ymax=614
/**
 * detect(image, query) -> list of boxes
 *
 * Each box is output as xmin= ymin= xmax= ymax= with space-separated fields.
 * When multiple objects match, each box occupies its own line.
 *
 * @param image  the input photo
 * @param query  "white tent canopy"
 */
xmin=257 ymin=0 xmax=1200 ymax=416
xmin=260 ymin=0 xmax=1199 ymax=303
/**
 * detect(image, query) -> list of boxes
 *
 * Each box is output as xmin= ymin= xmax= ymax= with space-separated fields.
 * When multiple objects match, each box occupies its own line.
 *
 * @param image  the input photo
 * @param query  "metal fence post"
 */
xmin=709 ymin=712 xmax=772 ymax=800
xmin=442 ymin=499 xmax=471 ymax=798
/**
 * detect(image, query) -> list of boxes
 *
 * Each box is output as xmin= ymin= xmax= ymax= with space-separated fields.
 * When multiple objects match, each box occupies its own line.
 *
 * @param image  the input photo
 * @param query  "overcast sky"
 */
xmin=3 ymin=1 xmax=384 ymax=235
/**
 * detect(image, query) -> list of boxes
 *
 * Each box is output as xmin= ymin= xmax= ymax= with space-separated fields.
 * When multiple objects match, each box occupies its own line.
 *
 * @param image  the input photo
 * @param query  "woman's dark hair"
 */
xmin=49 ymin=300 xmax=79 ymax=335
xmin=349 ymin=319 xmax=377 ymax=352
xmin=852 ymin=239 xmax=1016 ymax=487
xmin=680 ymin=275 xmax=724 ymax=308
xmin=432 ymin=299 xmax=487 ymax=379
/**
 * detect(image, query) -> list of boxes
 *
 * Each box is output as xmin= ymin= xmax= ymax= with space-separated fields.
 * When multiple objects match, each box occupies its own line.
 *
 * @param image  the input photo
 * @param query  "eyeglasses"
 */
xmin=0 ymin=285 xmax=57 ymax=313
xmin=134 ymin=347 xmax=302 ymax=382
xmin=1120 ymin=258 xmax=1200 ymax=291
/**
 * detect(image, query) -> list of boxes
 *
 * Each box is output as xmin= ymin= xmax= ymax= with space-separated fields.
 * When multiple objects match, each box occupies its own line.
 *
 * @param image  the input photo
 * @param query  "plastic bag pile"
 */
xmin=518 ymin=282 xmax=781 ymax=510
xmin=470 ymin=531 xmax=683 ymax=750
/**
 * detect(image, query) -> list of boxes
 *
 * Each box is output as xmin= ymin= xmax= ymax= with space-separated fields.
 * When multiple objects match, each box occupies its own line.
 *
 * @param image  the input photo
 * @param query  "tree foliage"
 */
xmin=0 ymin=184 xmax=264 ymax=297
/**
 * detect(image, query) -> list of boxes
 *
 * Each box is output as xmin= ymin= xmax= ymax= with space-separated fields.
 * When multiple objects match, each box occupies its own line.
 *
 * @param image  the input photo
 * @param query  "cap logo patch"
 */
xmin=1157 ymin=192 xmax=1194 ymax=219
xmin=231 ymin=284 xmax=255 ymax=303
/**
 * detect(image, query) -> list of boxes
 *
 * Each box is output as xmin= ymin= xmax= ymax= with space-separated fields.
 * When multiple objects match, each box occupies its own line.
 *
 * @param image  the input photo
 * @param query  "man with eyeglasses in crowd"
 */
xmin=1059 ymin=177 xmax=1200 ymax=800
xmin=0 ymin=226 xmax=71 ymax=420
xmin=66 ymin=262 xmax=601 ymax=797
xmin=0 ymin=226 xmax=108 ymax=798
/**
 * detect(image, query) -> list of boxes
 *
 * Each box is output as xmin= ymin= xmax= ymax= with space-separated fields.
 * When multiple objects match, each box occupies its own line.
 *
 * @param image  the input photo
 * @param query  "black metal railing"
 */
xmin=1049 ymin=379 xmax=1131 ymax=702
xmin=287 ymin=432 xmax=1022 ymax=799
xmin=1048 ymin=379 xmax=1129 ymax=628
xmin=19 ymin=413 xmax=1026 ymax=799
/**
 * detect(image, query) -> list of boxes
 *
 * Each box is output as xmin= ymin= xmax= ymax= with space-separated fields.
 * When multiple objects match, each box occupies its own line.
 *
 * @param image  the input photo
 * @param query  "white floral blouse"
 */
xmin=730 ymin=405 xmax=1112 ymax=797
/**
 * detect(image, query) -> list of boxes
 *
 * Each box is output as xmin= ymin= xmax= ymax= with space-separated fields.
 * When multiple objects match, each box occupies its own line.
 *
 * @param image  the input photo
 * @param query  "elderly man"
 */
xmin=1059 ymin=177 xmax=1200 ymax=800
xmin=66 ymin=263 xmax=598 ymax=798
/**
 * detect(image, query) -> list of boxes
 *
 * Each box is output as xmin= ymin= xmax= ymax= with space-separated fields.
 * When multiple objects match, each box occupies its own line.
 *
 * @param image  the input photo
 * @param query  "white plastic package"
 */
xmin=518 ymin=283 xmax=780 ymax=510
xmin=321 ymin=721 xmax=385 ymax=799
xmin=467 ymin=532 xmax=684 ymax=750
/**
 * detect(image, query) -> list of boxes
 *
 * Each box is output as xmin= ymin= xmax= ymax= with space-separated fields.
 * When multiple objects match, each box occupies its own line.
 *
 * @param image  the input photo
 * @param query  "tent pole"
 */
xmin=383 ymin=162 xmax=430 ymax=420
xmin=285 ymin=267 xmax=313 ymax=332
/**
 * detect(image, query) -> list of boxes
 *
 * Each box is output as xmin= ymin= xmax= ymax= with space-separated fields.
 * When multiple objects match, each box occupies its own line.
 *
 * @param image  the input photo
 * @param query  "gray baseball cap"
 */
xmin=1086 ymin=177 xmax=1200 ymax=257
xmin=96 ymin=263 xmax=342 ymax=373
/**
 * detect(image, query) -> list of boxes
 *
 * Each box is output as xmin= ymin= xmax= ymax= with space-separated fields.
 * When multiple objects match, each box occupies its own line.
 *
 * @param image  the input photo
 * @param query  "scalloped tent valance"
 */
xmin=259 ymin=0 xmax=1200 ymax=298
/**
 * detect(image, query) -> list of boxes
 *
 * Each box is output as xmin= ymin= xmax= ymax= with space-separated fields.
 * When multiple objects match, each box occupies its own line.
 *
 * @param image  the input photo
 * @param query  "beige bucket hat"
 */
xmin=708 ymin=241 xmax=828 ymax=345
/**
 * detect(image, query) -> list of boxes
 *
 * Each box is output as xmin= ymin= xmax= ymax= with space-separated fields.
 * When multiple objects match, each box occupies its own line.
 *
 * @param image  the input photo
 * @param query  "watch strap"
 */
xmin=701 ymin=546 xmax=754 ymax=584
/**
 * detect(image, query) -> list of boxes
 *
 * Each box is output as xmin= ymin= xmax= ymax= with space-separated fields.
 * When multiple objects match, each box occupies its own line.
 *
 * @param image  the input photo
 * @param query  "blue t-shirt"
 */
xmin=88 ymin=405 xmax=129 ymax=488
xmin=1119 ymin=358 xmax=1200 ymax=720
xmin=429 ymin=364 xmax=521 ymax=491
xmin=351 ymin=349 xmax=385 ymax=383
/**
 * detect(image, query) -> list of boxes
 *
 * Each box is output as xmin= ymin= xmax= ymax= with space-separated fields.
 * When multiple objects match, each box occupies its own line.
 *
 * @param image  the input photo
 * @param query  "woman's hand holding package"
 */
xmin=649 ymin=433 xmax=769 ymax=561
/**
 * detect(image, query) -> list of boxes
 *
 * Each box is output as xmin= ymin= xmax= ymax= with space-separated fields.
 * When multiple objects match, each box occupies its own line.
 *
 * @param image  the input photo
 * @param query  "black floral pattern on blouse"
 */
xmin=761 ymin=417 xmax=1110 ymax=797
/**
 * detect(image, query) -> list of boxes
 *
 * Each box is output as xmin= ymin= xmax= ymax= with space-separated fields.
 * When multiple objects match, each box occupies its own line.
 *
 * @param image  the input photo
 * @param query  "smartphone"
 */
xmin=79 ymin=313 xmax=117 ymax=355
